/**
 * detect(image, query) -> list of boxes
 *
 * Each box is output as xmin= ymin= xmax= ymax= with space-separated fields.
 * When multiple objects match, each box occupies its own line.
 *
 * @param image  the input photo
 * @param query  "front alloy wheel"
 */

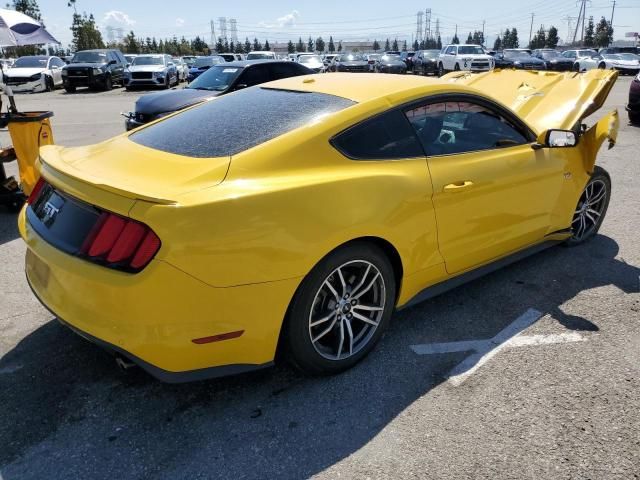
xmin=567 ymin=167 xmax=611 ymax=245
xmin=284 ymin=242 xmax=396 ymax=375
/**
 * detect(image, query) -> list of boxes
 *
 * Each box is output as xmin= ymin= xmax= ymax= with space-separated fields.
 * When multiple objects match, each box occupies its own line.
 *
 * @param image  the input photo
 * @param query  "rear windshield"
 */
xmin=130 ymin=87 xmax=355 ymax=157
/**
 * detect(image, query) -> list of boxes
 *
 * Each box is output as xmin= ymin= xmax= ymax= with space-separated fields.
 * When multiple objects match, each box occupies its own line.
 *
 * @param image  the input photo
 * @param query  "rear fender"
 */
xmin=581 ymin=109 xmax=619 ymax=174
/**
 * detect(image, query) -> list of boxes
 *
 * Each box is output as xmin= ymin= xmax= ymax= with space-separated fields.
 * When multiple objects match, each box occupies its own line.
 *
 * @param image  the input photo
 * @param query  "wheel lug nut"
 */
xmin=347 ymin=313 xmax=352 ymax=319
xmin=351 ymin=300 xmax=357 ymax=305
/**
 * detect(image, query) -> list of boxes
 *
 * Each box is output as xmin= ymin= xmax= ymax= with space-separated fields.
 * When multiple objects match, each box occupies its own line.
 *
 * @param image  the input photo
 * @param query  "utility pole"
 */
xmin=529 ymin=13 xmax=535 ymax=44
xmin=610 ymin=0 xmax=616 ymax=24
xmin=581 ymin=0 xmax=587 ymax=43
xmin=572 ymin=0 xmax=585 ymax=44
xmin=482 ymin=19 xmax=486 ymax=45
xmin=210 ymin=20 xmax=216 ymax=49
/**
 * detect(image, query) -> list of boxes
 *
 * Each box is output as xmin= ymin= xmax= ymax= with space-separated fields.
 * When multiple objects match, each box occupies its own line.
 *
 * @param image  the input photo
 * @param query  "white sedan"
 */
xmin=575 ymin=53 xmax=640 ymax=75
xmin=3 ymin=55 xmax=65 ymax=92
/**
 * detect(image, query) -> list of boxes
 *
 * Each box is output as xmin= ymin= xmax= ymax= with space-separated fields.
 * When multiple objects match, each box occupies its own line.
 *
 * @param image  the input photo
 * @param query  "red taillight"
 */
xmin=27 ymin=177 xmax=46 ymax=204
xmin=81 ymin=212 xmax=160 ymax=272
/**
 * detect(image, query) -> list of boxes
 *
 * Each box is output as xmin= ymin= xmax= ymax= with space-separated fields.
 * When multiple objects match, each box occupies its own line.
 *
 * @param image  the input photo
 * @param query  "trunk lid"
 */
xmin=444 ymin=69 xmax=618 ymax=133
xmin=39 ymin=135 xmax=230 ymax=205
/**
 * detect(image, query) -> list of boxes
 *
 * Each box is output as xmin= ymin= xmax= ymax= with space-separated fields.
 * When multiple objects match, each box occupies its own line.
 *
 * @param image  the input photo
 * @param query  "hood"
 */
xmin=39 ymin=136 xmax=230 ymax=204
xmin=64 ymin=62 xmax=107 ymax=69
xmin=512 ymin=57 xmax=545 ymax=64
xmin=6 ymin=67 xmax=45 ymax=77
xmin=128 ymin=64 xmax=167 ymax=72
xmin=135 ymin=88 xmax=218 ymax=115
xmin=459 ymin=54 xmax=492 ymax=59
xmin=610 ymin=59 xmax=639 ymax=66
xmin=547 ymin=58 xmax=573 ymax=63
xmin=444 ymin=68 xmax=618 ymax=133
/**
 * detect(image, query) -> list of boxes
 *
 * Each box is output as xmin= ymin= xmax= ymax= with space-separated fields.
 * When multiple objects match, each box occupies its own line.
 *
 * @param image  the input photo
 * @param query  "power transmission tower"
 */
xmin=416 ymin=11 xmax=424 ymax=45
xmin=210 ymin=20 xmax=217 ymax=49
xmin=425 ymin=9 xmax=432 ymax=41
xmin=435 ymin=18 xmax=440 ymax=39
xmin=563 ymin=16 xmax=576 ymax=43
xmin=218 ymin=17 xmax=227 ymax=43
xmin=230 ymin=18 xmax=238 ymax=44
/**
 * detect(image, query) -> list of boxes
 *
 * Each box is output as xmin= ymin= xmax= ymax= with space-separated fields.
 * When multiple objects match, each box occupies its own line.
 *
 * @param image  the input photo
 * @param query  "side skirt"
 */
xmin=399 ymin=240 xmax=563 ymax=310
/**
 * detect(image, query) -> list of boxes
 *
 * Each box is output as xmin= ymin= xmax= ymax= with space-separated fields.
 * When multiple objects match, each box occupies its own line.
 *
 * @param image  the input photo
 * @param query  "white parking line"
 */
xmin=411 ymin=308 xmax=587 ymax=386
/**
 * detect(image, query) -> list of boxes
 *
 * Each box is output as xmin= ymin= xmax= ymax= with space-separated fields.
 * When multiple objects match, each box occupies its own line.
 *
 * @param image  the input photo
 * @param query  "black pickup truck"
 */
xmin=62 ymin=49 xmax=127 ymax=92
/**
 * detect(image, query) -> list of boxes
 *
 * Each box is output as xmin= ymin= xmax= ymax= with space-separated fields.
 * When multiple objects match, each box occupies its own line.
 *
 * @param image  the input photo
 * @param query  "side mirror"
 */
xmin=235 ymin=83 xmax=248 ymax=90
xmin=533 ymin=129 xmax=577 ymax=149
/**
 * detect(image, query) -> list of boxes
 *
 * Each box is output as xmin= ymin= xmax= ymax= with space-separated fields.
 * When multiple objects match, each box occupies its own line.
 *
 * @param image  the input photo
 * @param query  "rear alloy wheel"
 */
xmin=284 ymin=242 xmax=396 ymax=375
xmin=567 ymin=167 xmax=611 ymax=245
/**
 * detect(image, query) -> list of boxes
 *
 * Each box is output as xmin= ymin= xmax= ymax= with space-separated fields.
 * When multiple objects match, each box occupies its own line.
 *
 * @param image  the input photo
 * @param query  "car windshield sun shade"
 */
xmin=129 ymin=87 xmax=356 ymax=158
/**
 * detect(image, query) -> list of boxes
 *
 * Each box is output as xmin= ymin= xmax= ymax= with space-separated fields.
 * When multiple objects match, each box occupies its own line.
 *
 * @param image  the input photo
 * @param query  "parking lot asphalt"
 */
xmin=0 ymin=78 xmax=639 ymax=480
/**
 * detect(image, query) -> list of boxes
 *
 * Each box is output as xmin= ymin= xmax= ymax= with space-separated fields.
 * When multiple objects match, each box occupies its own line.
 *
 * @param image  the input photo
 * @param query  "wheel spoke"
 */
xmin=572 ymin=215 xmax=581 ymax=224
xmin=587 ymin=189 xmax=606 ymax=206
xmin=352 ymin=311 xmax=379 ymax=327
xmin=344 ymin=319 xmax=354 ymax=356
xmin=310 ymin=311 xmax=337 ymax=328
xmin=587 ymin=208 xmax=601 ymax=218
xmin=312 ymin=316 xmax=338 ymax=344
xmin=350 ymin=264 xmax=371 ymax=298
xmin=353 ymin=272 xmax=380 ymax=300
xmin=585 ymin=211 xmax=596 ymax=224
xmin=336 ymin=318 xmax=345 ymax=359
xmin=336 ymin=268 xmax=347 ymax=297
xmin=324 ymin=279 xmax=340 ymax=302
xmin=353 ymin=304 xmax=384 ymax=312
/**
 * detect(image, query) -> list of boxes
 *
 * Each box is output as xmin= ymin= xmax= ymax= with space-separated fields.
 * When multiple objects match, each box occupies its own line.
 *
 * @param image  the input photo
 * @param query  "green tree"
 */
xmin=229 ymin=40 xmax=235 ymax=53
xmin=315 ymin=37 xmax=325 ymax=52
xmin=244 ymin=37 xmax=251 ymax=53
xmin=510 ymin=28 xmax=519 ymax=48
xmin=337 ymin=41 xmax=342 ymax=52
xmin=472 ymin=31 xmax=484 ymax=45
xmin=296 ymin=37 xmax=305 ymax=52
xmin=412 ymin=39 xmax=419 ymax=51
xmin=392 ymin=38 xmax=398 ymax=50
xmin=493 ymin=36 xmax=502 ymax=51
xmin=546 ymin=26 xmax=559 ymax=48
xmin=308 ymin=36 xmax=314 ymax=52
xmin=466 ymin=32 xmax=473 ymax=44
xmin=530 ymin=26 xmax=546 ymax=49
xmin=287 ymin=40 xmax=295 ymax=54
xmin=70 ymin=12 xmax=104 ymax=51
xmin=452 ymin=33 xmax=460 ymax=44
xmin=436 ymin=35 xmax=442 ymax=49
xmin=584 ymin=16 xmax=595 ymax=47
xmin=235 ymin=41 xmax=244 ymax=53
xmin=253 ymin=38 xmax=262 ymax=51
xmin=328 ymin=36 xmax=335 ymax=53
xmin=264 ymin=39 xmax=270 ymax=51
xmin=594 ymin=16 xmax=613 ymax=47
xmin=373 ymin=39 xmax=381 ymax=51
xmin=503 ymin=29 xmax=511 ymax=48
xmin=215 ymin=38 xmax=224 ymax=53
xmin=384 ymin=38 xmax=390 ymax=50
xmin=402 ymin=40 xmax=407 ymax=51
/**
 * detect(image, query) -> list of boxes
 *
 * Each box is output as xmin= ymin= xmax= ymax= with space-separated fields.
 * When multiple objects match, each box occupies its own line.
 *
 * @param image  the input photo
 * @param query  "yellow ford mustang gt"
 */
xmin=20 ymin=70 xmax=619 ymax=382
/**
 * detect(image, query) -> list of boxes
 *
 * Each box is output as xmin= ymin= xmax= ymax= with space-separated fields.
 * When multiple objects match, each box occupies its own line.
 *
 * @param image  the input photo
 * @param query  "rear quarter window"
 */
xmin=129 ymin=87 xmax=355 ymax=158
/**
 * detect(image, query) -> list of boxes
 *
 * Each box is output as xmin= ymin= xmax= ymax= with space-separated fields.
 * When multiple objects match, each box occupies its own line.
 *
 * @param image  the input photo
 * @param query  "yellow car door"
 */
xmin=405 ymin=97 xmax=565 ymax=275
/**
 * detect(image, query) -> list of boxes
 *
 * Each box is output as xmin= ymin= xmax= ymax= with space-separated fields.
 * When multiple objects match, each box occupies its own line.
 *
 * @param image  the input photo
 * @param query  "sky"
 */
xmin=34 ymin=0 xmax=640 ymax=49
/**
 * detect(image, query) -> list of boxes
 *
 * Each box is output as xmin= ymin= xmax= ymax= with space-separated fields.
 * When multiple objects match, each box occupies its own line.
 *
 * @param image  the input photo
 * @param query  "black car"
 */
xmin=627 ymin=72 xmax=640 ymax=124
xmin=186 ymin=56 xmax=226 ymax=82
xmin=400 ymin=51 xmax=416 ymax=71
xmin=532 ymin=49 xmax=574 ymax=71
xmin=490 ymin=51 xmax=515 ymax=69
xmin=331 ymin=53 xmax=369 ymax=73
xmin=124 ymin=60 xmax=312 ymax=130
xmin=62 ymin=49 xmax=127 ymax=92
xmin=413 ymin=49 xmax=441 ymax=75
xmin=375 ymin=54 xmax=407 ymax=74
xmin=502 ymin=49 xmax=546 ymax=70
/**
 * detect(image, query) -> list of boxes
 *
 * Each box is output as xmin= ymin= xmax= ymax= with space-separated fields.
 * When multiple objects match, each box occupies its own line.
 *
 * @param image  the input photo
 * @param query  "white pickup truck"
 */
xmin=438 ymin=44 xmax=495 ymax=76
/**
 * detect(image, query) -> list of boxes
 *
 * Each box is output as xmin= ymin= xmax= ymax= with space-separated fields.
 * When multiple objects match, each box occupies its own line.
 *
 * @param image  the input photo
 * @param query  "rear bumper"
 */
xmin=125 ymin=117 xmax=146 ymax=131
xmin=19 ymin=207 xmax=299 ymax=382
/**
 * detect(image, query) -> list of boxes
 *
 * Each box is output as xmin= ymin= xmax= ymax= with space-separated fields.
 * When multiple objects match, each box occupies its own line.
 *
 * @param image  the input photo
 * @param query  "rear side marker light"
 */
xmin=81 ymin=212 xmax=161 ymax=272
xmin=192 ymin=330 xmax=244 ymax=345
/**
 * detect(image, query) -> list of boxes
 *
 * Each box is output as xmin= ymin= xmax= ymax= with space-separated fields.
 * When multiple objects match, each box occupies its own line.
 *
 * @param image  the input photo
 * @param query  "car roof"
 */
xmin=265 ymin=72 xmax=460 ymax=103
xmin=212 ymin=60 xmax=293 ymax=68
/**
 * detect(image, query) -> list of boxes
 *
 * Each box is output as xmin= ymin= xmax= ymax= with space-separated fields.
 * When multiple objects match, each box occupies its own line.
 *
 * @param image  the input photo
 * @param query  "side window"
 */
xmin=404 ymin=100 xmax=528 ymax=156
xmin=238 ymin=65 xmax=270 ymax=87
xmin=269 ymin=63 xmax=300 ymax=80
xmin=332 ymin=110 xmax=424 ymax=160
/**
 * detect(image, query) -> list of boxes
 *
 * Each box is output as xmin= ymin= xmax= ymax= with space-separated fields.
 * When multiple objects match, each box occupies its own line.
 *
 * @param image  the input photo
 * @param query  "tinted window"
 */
xmin=130 ymin=88 xmax=355 ymax=158
xmin=238 ymin=65 xmax=270 ymax=87
xmin=332 ymin=110 xmax=424 ymax=160
xmin=405 ymin=101 xmax=528 ymax=156
xmin=270 ymin=62 xmax=306 ymax=80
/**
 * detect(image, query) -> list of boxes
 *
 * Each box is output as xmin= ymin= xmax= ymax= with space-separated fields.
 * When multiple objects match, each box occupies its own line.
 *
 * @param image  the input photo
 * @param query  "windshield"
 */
xmin=133 ymin=56 xmax=165 ymax=66
xmin=188 ymin=65 xmax=242 ymax=91
xmin=458 ymin=46 xmax=485 ymax=55
xmin=541 ymin=51 xmax=561 ymax=59
xmin=603 ymin=54 xmax=621 ymax=60
xmin=71 ymin=51 xmax=107 ymax=63
xmin=504 ymin=50 xmax=531 ymax=58
xmin=299 ymin=55 xmax=322 ymax=64
xmin=183 ymin=56 xmax=196 ymax=66
xmin=338 ymin=53 xmax=364 ymax=61
xmin=424 ymin=50 xmax=440 ymax=58
xmin=247 ymin=52 xmax=274 ymax=59
xmin=618 ymin=53 xmax=639 ymax=60
xmin=367 ymin=54 xmax=382 ymax=60
xmin=194 ymin=57 xmax=223 ymax=67
xmin=13 ymin=57 xmax=48 ymax=68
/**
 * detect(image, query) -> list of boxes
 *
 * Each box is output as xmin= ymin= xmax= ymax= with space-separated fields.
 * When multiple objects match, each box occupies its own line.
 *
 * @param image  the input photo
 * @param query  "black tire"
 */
xmin=44 ymin=76 xmax=53 ymax=92
xmin=629 ymin=111 xmax=640 ymax=125
xmin=566 ymin=166 xmax=611 ymax=246
xmin=103 ymin=75 xmax=112 ymax=91
xmin=454 ymin=63 xmax=460 ymax=71
xmin=283 ymin=241 xmax=396 ymax=375
xmin=573 ymin=63 xmax=581 ymax=72
xmin=598 ymin=63 xmax=606 ymax=70
xmin=64 ymin=85 xmax=76 ymax=93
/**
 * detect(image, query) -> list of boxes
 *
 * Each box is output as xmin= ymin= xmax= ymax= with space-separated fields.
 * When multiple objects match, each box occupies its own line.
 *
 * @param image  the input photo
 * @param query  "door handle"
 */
xmin=443 ymin=181 xmax=474 ymax=192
